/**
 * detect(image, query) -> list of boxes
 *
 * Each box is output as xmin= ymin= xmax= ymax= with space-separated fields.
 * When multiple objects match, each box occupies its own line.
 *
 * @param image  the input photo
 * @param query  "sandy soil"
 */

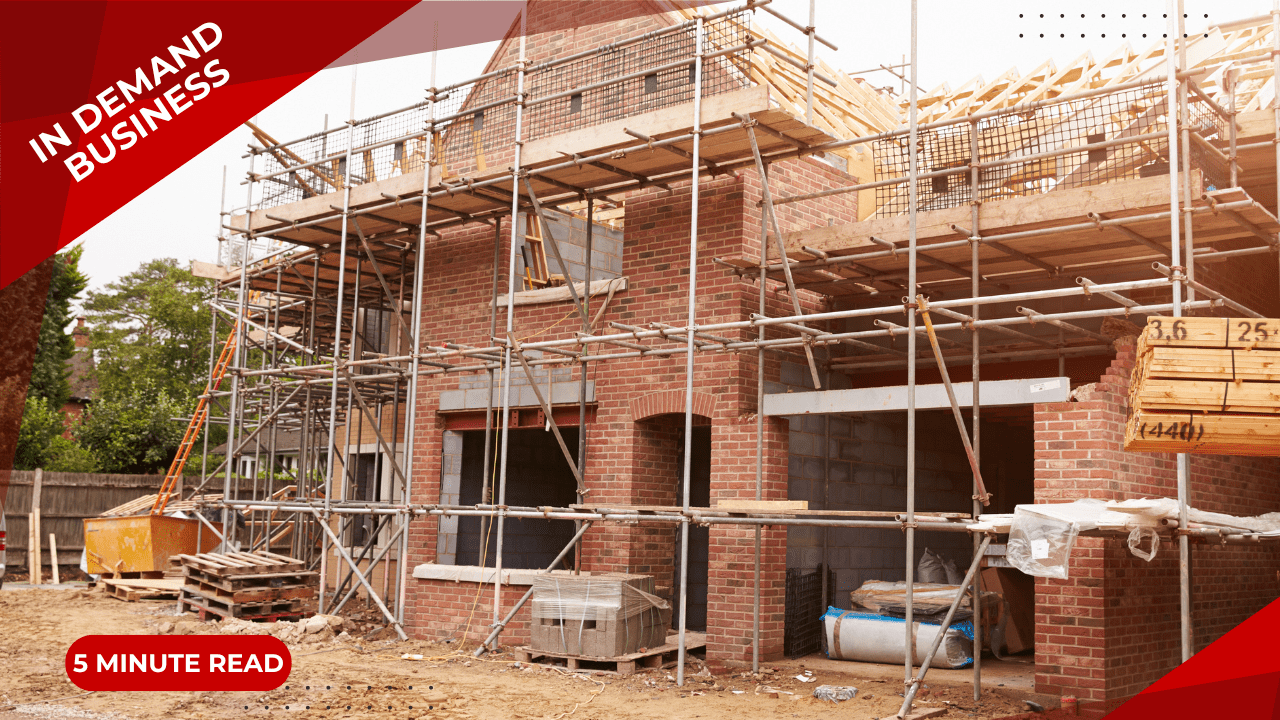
xmin=0 ymin=586 xmax=1040 ymax=720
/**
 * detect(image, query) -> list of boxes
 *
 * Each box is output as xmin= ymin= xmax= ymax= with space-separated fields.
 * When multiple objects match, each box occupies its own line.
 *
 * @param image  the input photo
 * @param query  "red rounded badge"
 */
xmin=66 ymin=635 xmax=291 ymax=691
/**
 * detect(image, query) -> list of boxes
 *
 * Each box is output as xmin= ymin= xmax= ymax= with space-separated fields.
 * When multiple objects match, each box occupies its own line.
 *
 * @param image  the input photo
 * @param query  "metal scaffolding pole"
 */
xmin=753 ymin=174 xmax=768 ymax=675
xmin=320 ymin=66 xmax=359 ymax=614
xmin=1166 ymin=0 xmax=1192 ymax=664
xmin=677 ymin=14 xmax=704 ymax=689
xmin=576 ymin=199 xmax=593 ymax=573
xmin=1179 ymin=3 xmax=1196 ymax=307
xmin=805 ymin=0 xmax=815 ymax=124
xmin=226 ymin=139 xmax=256 ymax=554
xmin=1274 ymin=0 xmax=1280 ymax=322
xmin=481 ymin=218 xmax=501 ymax=545
xmin=494 ymin=11 xmax=528 ymax=630
xmin=968 ymin=115 xmax=984 ymax=702
xmin=396 ymin=42 xmax=439 ymax=626
xmin=904 ymin=0 xmax=920 ymax=687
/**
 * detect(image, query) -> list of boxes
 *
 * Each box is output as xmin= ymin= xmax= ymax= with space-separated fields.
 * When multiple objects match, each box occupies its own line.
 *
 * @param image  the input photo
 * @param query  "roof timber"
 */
xmin=720 ymin=171 xmax=1280 ymax=299
xmin=906 ymin=16 xmax=1280 ymax=125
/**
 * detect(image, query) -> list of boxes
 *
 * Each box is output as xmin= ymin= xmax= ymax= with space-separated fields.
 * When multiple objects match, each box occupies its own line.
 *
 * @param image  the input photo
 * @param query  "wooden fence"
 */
xmin=3 ymin=471 xmax=264 ymax=568
xmin=3 ymin=470 xmax=165 ymax=567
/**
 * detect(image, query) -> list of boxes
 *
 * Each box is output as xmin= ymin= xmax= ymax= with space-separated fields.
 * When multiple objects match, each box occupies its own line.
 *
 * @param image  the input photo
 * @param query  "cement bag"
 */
xmin=822 ymin=607 xmax=973 ymax=668
xmin=917 ymin=548 xmax=948 ymax=584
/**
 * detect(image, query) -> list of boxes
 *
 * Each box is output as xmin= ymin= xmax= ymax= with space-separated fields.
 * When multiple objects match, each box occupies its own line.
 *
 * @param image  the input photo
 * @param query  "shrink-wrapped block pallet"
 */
xmin=529 ymin=572 xmax=670 ymax=658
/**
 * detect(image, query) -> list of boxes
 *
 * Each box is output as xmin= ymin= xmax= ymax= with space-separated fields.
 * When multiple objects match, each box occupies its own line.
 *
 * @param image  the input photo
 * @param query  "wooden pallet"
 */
xmin=181 ymin=563 xmax=316 ymax=590
xmin=98 ymin=570 xmax=166 ymax=581
xmin=183 ymin=576 xmax=316 ymax=604
xmin=180 ymin=594 xmax=304 ymax=623
xmin=180 ymin=589 xmax=303 ymax=619
xmin=175 ymin=551 xmax=315 ymax=620
xmin=103 ymin=577 xmax=183 ymax=602
xmin=176 ymin=550 xmax=307 ymax=576
xmin=514 ymin=632 xmax=706 ymax=676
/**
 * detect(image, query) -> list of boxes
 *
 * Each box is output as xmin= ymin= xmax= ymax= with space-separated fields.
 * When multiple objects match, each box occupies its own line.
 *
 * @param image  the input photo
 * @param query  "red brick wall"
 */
xmin=408 ymin=578 xmax=536 ymax=648
xmin=400 ymin=0 xmax=859 ymax=660
xmin=1032 ymin=338 xmax=1280 ymax=701
xmin=402 ymin=157 xmax=855 ymax=661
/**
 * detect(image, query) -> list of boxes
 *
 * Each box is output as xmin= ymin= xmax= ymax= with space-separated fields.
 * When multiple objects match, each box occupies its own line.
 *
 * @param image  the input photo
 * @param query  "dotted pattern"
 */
xmin=240 ymin=684 xmax=438 ymax=711
xmin=1016 ymin=12 xmax=1212 ymax=39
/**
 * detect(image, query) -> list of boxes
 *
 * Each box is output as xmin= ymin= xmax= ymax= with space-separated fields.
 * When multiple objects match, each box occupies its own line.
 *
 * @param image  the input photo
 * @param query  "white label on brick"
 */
xmin=1029 ymin=379 xmax=1061 ymax=394
xmin=1030 ymin=538 xmax=1051 ymax=560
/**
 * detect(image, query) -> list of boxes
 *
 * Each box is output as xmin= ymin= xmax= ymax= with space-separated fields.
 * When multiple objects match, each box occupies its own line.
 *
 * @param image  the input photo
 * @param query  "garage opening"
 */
xmin=783 ymin=402 xmax=1037 ymax=658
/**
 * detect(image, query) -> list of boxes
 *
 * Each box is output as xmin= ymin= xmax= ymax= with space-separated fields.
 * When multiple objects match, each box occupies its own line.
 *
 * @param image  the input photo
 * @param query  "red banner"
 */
xmin=66 ymin=635 xmax=291 ymax=691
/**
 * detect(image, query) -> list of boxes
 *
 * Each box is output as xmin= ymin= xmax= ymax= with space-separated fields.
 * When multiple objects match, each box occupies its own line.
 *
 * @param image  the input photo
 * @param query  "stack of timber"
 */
xmin=1126 ymin=317 xmax=1280 ymax=455
xmin=176 ymin=551 xmax=317 ymax=622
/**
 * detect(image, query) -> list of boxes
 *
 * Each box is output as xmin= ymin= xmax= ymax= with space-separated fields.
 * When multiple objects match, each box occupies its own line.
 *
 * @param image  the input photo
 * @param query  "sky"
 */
xmin=73 ymin=0 xmax=1263 ymax=306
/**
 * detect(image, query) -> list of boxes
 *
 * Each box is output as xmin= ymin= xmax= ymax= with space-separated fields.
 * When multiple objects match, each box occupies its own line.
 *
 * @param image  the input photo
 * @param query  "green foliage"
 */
xmin=45 ymin=435 xmax=99 ymax=473
xmin=83 ymin=258 xmax=215 ymax=405
xmin=14 ymin=396 xmax=65 ymax=470
xmin=74 ymin=379 xmax=187 ymax=474
xmin=28 ymin=245 xmax=88 ymax=409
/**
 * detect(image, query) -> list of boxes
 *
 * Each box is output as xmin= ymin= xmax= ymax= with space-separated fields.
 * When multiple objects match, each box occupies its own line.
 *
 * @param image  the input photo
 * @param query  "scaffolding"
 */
xmin=188 ymin=1 xmax=1280 ymax=716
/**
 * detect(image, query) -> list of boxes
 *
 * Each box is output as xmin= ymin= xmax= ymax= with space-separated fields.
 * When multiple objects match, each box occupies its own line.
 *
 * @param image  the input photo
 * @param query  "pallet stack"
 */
xmin=1126 ymin=316 xmax=1280 ymax=455
xmin=176 ymin=551 xmax=317 ymax=622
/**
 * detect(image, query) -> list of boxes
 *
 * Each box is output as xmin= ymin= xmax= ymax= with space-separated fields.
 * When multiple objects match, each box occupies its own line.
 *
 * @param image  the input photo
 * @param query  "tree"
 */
xmin=14 ymin=396 xmax=63 ymax=470
xmin=14 ymin=245 xmax=90 ymax=470
xmin=27 ymin=244 xmax=89 ymax=408
xmin=83 ymin=258 xmax=215 ymax=405
xmin=74 ymin=379 xmax=187 ymax=474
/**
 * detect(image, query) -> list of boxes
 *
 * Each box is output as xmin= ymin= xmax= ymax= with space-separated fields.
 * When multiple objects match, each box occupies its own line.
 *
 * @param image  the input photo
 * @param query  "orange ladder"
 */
xmin=151 ymin=322 xmax=239 ymax=515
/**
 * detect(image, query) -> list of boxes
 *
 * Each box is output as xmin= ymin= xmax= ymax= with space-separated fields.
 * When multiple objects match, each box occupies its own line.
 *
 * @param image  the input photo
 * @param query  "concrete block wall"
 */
xmin=515 ymin=213 xmax=624 ymax=286
xmin=1032 ymin=338 xmax=1280 ymax=702
xmin=780 ymin=380 xmax=979 ymax=606
xmin=454 ymin=428 xmax=581 ymax=570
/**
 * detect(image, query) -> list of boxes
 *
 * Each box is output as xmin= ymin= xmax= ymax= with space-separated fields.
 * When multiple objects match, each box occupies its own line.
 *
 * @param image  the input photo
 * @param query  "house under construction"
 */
xmin=187 ymin=1 xmax=1280 ymax=712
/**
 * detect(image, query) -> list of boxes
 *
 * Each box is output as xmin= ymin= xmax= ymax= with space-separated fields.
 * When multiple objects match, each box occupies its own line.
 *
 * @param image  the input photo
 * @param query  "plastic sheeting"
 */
xmin=1004 ymin=497 xmax=1280 ymax=578
xmin=530 ymin=574 xmax=667 ymax=621
xmin=822 ymin=607 xmax=974 ymax=668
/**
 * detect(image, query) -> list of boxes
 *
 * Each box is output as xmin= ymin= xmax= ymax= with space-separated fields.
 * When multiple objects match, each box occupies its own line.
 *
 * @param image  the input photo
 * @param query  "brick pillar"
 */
xmin=1033 ymin=338 xmax=1144 ymax=702
xmin=705 ymin=412 xmax=788 ymax=662
xmin=1028 ymin=337 xmax=1280 ymax=703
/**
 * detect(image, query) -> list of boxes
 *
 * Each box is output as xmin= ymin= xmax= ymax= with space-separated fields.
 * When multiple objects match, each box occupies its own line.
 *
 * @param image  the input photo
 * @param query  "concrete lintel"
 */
xmin=411 ymin=564 xmax=604 ymax=586
xmin=763 ymin=377 xmax=1070 ymax=416
xmin=440 ymin=380 xmax=595 ymax=412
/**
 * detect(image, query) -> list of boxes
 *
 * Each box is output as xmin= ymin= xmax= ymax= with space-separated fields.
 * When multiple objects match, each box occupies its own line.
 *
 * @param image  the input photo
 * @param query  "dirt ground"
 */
xmin=0 ymin=585 xmax=1042 ymax=720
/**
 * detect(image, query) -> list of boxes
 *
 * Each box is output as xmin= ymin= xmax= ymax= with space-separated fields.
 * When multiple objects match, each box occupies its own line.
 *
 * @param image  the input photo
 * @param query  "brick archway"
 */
xmin=629 ymin=389 xmax=716 ymax=422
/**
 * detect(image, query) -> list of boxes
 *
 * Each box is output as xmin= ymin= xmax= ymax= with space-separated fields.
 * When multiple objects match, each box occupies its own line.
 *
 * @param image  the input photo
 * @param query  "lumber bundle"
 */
xmin=1126 ymin=317 xmax=1280 ymax=456
xmin=176 ymin=551 xmax=317 ymax=622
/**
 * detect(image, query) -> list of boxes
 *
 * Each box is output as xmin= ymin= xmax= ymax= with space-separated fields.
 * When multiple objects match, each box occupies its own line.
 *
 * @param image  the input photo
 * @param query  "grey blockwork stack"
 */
xmin=530 ymin=573 xmax=671 ymax=658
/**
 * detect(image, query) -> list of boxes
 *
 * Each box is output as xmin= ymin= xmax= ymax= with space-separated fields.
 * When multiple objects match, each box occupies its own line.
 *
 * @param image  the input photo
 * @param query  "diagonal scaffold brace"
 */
xmin=506 ymin=332 xmax=586 ymax=496
xmin=918 ymin=294 xmax=992 ymax=506
xmin=734 ymin=111 xmax=824 ymax=389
